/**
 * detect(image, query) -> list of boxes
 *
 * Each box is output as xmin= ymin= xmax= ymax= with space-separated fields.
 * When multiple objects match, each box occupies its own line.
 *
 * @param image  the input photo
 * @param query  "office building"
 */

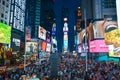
xmin=25 ymin=0 xmax=55 ymax=38
xmin=9 ymin=0 xmax=26 ymax=53
xmin=81 ymin=0 xmax=117 ymax=20
xmin=9 ymin=0 xmax=26 ymax=31
xmin=0 ymin=0 xmax=11 ymax=25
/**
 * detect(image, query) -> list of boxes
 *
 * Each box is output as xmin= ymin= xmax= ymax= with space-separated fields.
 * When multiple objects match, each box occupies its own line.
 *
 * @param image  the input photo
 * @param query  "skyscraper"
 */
xmin=81 ymin=0 xmax=117 ymax=20
xmin=0 ymin=0 xmax=11 ymax=25
xmin=25 ymin=0 xmax=55 ymax=38
xmin=9 ymin=0 xmax=26 ymax=32
xmin=9 ymin=0 xmax=26 ymax=53
xmin=25 ymin=0 xmax=40 ymax=38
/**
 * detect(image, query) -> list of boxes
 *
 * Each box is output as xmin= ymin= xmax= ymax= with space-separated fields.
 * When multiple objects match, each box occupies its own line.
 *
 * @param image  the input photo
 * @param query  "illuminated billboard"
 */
xmin=26 ymin=42 xmax=38 ymax=54
xmin=38 ymin=26 xmax=46 ymax=40
xmin=78 ymin=45 xmax=82 ymax=53
xmin=11 ymin=33 xmax=21 ymax=52
xmin=92 ymin=19 xmax=117 ymax=39
xmin=46 ymin=43 xmax=51 ymax=52
xmin=26 ymin=26 xmax=31 ymax=41
xmin=89 ymin=39 xmax=109 ymax=53
xmin=41 ymin=41 xmax=47 ymax=51
xmin=105 ymin=29 xmax=120 ymax=57
xmin=64 ymin=40 xmax=68 ymax=51
xmin=0 ymin=22 xmax=11 ymax=44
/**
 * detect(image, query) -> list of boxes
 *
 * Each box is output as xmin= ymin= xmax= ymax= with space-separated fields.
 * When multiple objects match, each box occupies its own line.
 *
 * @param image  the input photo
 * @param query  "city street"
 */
xmin=0 ymin=0 xmax=120 ymax=80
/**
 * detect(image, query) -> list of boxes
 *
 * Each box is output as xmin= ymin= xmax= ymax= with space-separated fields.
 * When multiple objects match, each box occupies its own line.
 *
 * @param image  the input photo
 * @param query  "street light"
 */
xmin=84 ymin=9 xmax=88 ymax=72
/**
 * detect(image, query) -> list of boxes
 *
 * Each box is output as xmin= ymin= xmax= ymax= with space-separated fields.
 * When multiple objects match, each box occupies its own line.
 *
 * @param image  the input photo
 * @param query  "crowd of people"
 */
xmin=0 ymin=53 xmax=120 ymax=80
xmin=58 ymin=54 xmax=120 ymax=80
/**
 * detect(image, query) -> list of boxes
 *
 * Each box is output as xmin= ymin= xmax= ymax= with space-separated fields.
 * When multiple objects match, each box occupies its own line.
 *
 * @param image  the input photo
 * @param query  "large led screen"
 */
xmin=41 ymin=41 xmax=47 ymax=51
xmin=89 ymin=39 xmax=108 ymax=53
xmin=26 ymin=42 xmax=38 ymax=54
xmin=0 ymin=22 xmax=11 ymax=44
xmin=11 ymin=33 xmax=21 ymax=52
xmin=92 ymin=19 xmax=117 ymax=39
xmin=105 ymin=29 xmax=120 ymax=57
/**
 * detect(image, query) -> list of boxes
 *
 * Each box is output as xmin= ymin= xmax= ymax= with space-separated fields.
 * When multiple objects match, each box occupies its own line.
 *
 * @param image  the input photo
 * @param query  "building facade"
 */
xmin=25 ymin=0 xmax=55 ymax=38
xmin=9 ymin=0 xmax=26 ymax=53
xmin=9 ymin=0 xmax=26 ymax=31
xmin=81 ymin=0 xmax=117 ymax=20
xmin=93 ymin=0 xmax=116 ymax=20
xmin=0 ymin=0 xmax=11 ymax=25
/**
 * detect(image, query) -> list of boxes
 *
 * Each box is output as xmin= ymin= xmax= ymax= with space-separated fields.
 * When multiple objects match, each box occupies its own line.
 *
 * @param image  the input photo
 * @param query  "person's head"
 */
xmin=32 ymin=73 xmax=37 ymax=78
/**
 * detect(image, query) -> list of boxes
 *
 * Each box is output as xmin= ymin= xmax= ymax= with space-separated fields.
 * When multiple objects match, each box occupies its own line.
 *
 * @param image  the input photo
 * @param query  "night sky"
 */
xmin=53 ymin=0 xmax=80 ymax=52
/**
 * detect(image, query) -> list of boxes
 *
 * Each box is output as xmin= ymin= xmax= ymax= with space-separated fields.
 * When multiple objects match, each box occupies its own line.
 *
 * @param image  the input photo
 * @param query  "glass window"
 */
xmin=1 ymin=13 xmax=4 ymax=18
xmin=1 ymin=20 xmax=3 ymax=23
xmin=5 ymin=21 xmax=7 ymax=24
xmin=6 ymin=3 xmax=9 ymax=7
xmin=102 ymin=0 xmax=116 ymax=8
xmin=2 ymin=1 xmax=5 ymax=5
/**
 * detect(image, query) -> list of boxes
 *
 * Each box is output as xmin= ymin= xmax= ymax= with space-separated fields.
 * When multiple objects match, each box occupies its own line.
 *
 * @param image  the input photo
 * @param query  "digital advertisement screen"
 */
xmin=38 ymin=26 xmax=46 ymax=40
xmin=89 ymin=39 xmax=108 ymax=53
xmin=11 ymin=33 xmax=21 ymax=52
xmin=26 ymin=26 xmax=31 ymax=41
xmin=46 ymin=31 xmax=50 ymax=42
xmin=64 ymin=35 xmax=68 ymax=40
xmin=26 ymin=42 xmax=38 ymax=54
xmin=92 ymin=19 xmax=117 ymax=39
xmin=78 ymin=29 xmax=85 ymax=44
xmin=41 ymin=41 xmax=47 ymax=51
xmin=64 ymin=40 xmax=68 ymax=49
xmin=0 ymin=22 xmax=11 ymax=44
xmin=78 ymin=45 xmax=82 ymax=53
xmin=105 ymin=29 xmax=120 ymax=57
xmin=46 ymin=43 xmax=51 ymax=52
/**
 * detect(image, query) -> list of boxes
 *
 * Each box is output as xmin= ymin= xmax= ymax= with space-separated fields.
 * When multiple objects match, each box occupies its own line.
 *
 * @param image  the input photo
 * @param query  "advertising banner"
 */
xmin=92 ymin=19 xmax=117 ymax=39
xmin=38 ymin=26 xmax=46 ymax=40
xmin=78 ymin=44 xmax=82 ymax=53
xmin=26 ymin=42 xmax=38 ymax=54
xmin=64 ymin=40 xmax=68 ymax=50
xmin=105 ymin=29 xmax=120 ymax=57
xmin=41 ymin=41 xmax=47 ymax=51
xmin=0 ymin=22 xmax=11 ymax=44
xmin=89 ymin=39 xmax=108 ymax=53
xmin=11 ymin=33 xmax=21 ymax=52
xmin=26 ymin=26 xmax=31 ymax=41
xmin=46 ymin=43 xmax=51 ymax=52
xmin=46 ymin=31 xmax=50 ymax=42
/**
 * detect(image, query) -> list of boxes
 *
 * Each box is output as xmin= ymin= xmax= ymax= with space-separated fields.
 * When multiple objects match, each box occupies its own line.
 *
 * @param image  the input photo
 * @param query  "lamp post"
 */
xmin=84 ymin=9 xmax=88 ymax=72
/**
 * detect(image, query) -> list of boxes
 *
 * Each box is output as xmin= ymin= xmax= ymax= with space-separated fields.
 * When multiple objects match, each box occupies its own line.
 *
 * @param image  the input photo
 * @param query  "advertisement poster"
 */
xmin=46 ymin=31 xmax=50 ymax=42
xmin=46 ymin=43 xmax=51 ymax=52
xmin=89 ymin=39 xmax=108 ymax=53
xmin=41 ymin=41 xmax=47 ymax=51
xmin=105 ymin=29 xmax=120 ymax=57
xmin=64 ymin=40 xmax=68 ymax=51
xmin=78 ymin=45 xmax=82 ymax=53
xmin=26 ymin=42 xmax=38 ymax=54
xmin=0 ymin=22 xmax=11 ymax=44
xmin=26 ymin=26 xmax=31 ymax=41
xmin=11 ymin=33 xmax=21 ymax=52
xmin=38 ymin=26 xmax=46 ymax=40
